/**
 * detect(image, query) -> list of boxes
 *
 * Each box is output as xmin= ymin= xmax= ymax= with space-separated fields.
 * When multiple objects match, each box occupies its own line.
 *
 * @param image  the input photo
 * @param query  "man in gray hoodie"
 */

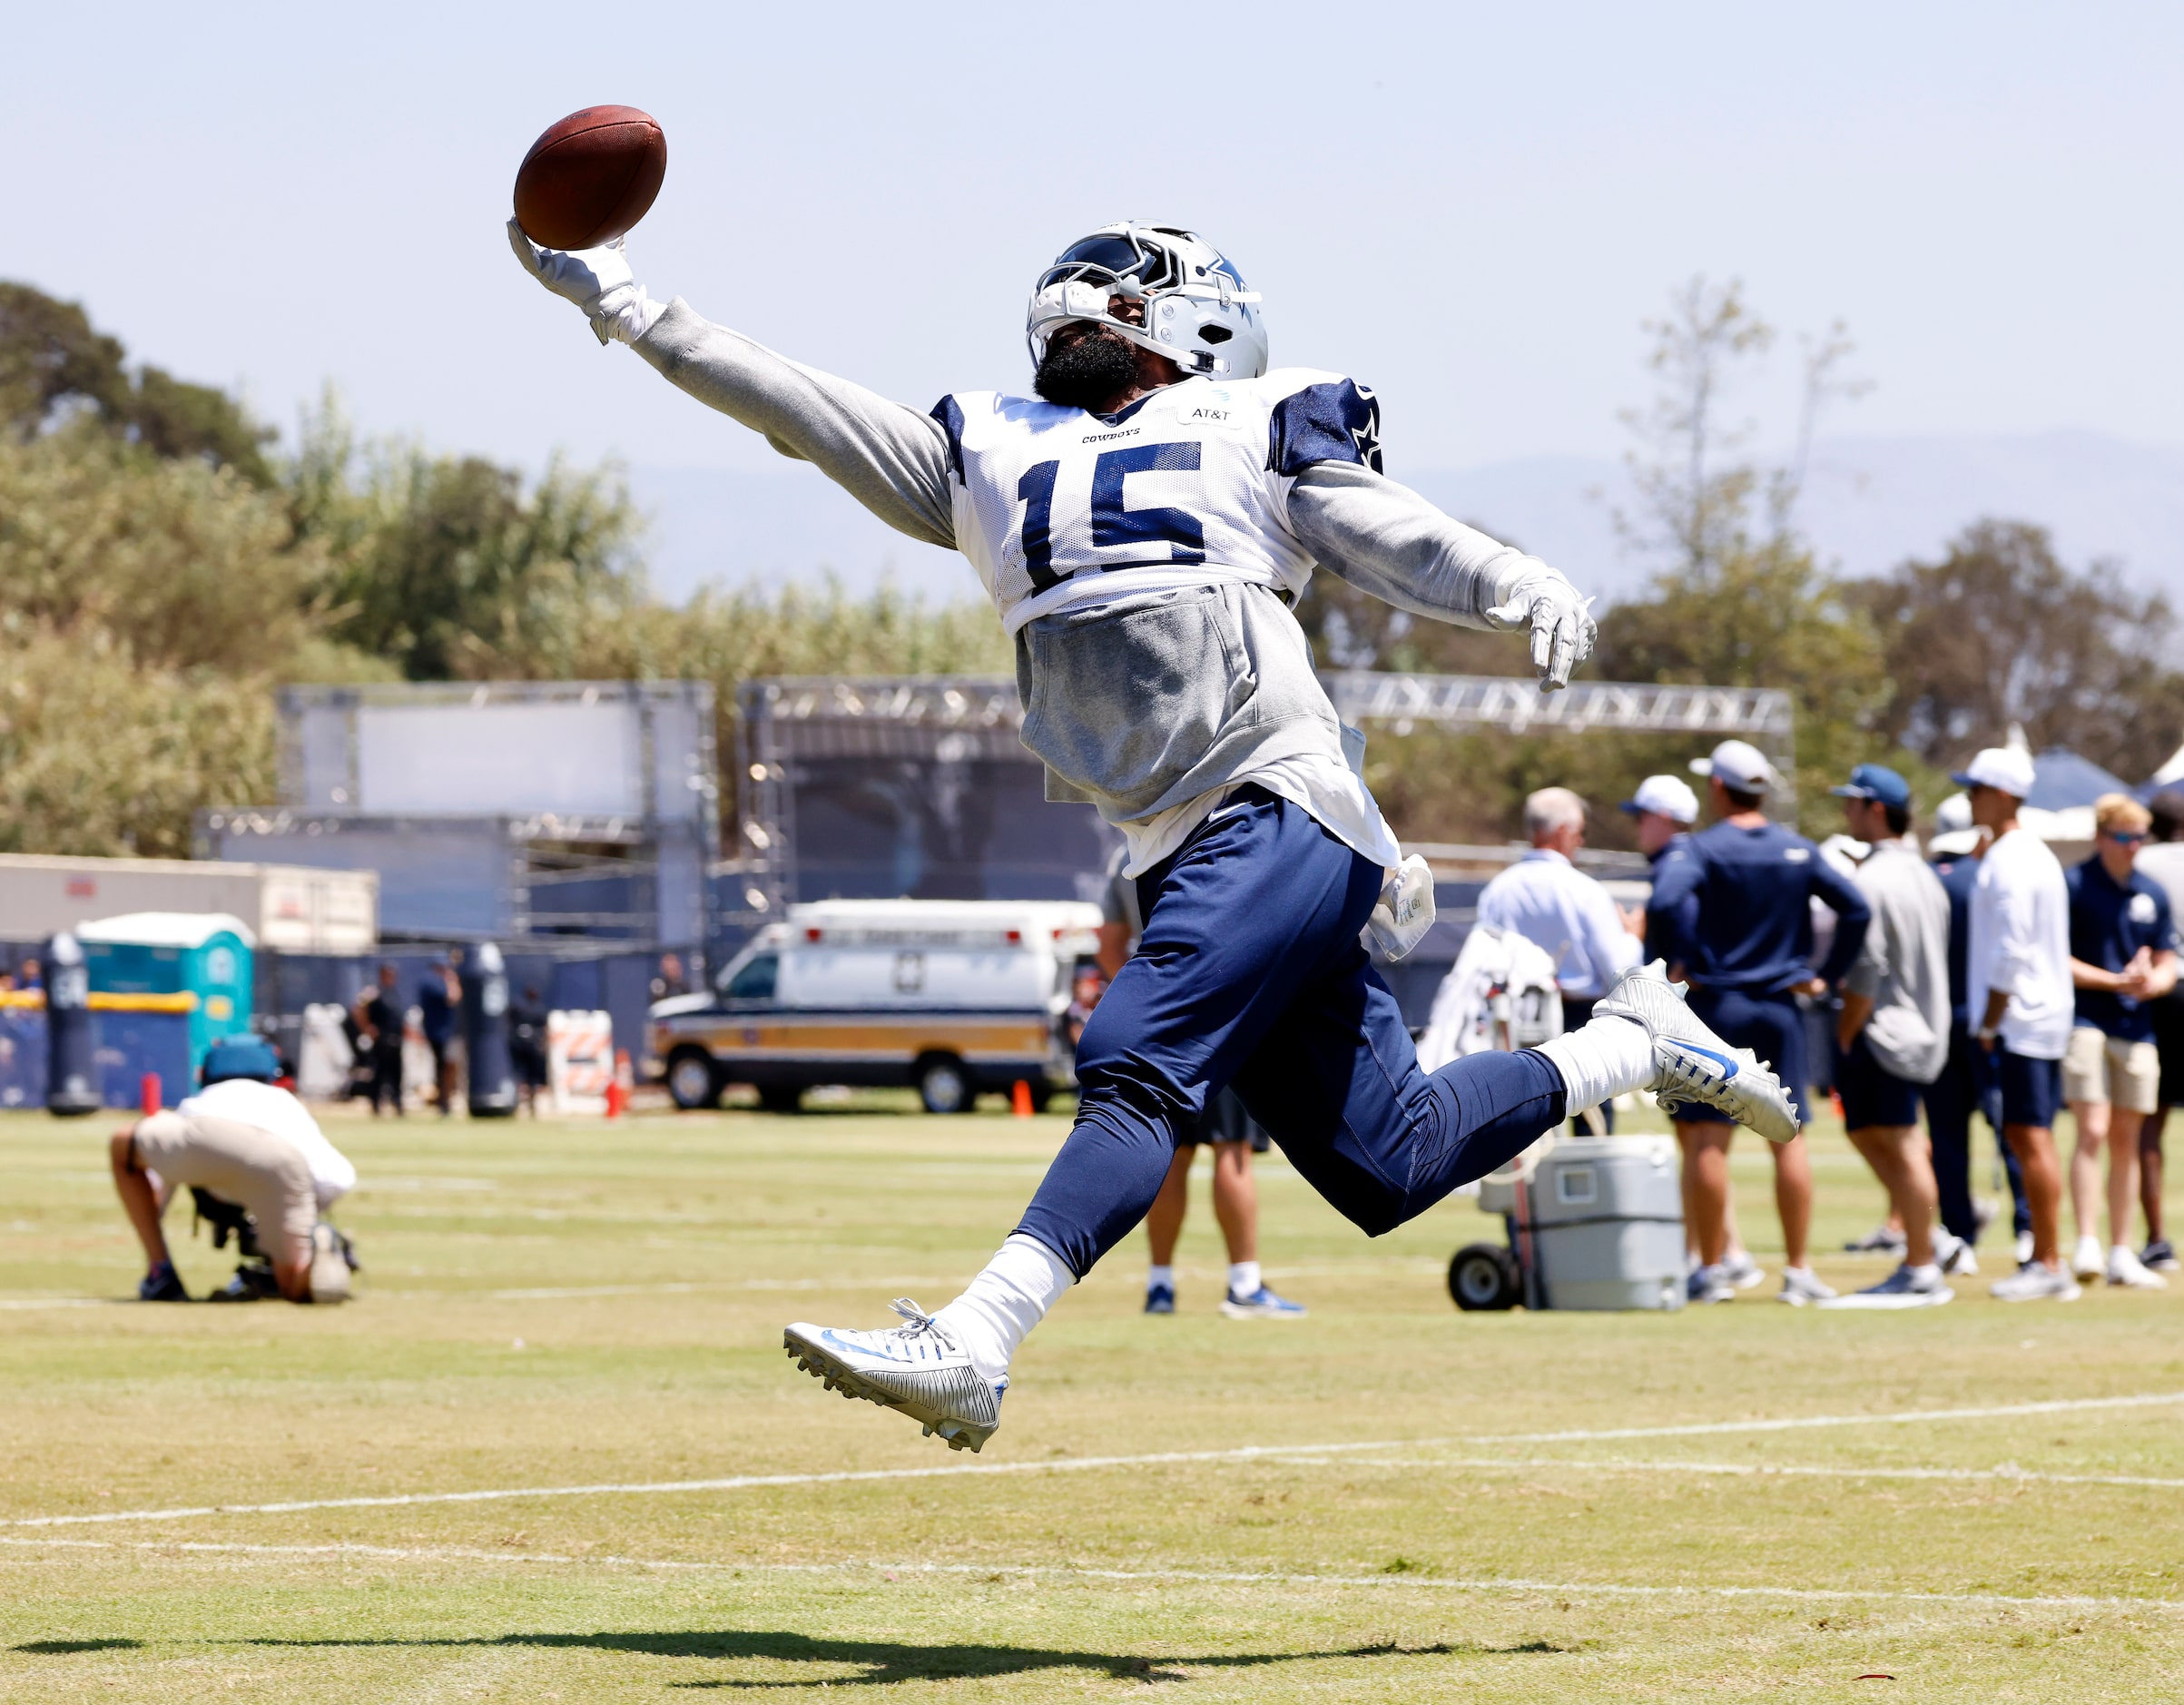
xmin=511 ymin=216 xmax=1797 ymax=1451
xmin=1826 ymin=765 xmax=1960 ymax=1306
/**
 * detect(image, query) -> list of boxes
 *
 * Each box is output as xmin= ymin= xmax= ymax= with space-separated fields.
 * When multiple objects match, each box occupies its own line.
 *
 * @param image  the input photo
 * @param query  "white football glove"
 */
xmin=1365 ymin=852 xmax=1437 ymax=961
xmin=506 ymin=219 xmax=663 ymax=346
xmin=1486 ymin=571 xmax=1596 ymax=693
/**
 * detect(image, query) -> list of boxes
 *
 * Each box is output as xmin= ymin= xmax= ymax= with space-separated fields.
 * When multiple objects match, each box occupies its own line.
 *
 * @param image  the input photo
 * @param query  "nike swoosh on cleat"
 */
xmin=819 ymin=1331 xmax=902 ymax=1362
xmin=1676 ymin=1043 xmax=1741 ymax=1081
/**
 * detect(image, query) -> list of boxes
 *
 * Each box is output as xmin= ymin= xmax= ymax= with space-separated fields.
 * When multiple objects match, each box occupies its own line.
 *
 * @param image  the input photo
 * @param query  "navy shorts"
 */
xmin=1835 ymin=1032 xmax=1923 ymax=1130
xmin=1680 ymin=987 xmax=1808 ymax=1128
xmin=2154 ymin=997 xmax=2184 ymax=1109
xmin=1996 ymin=1047 xmax=2063 ymax=1129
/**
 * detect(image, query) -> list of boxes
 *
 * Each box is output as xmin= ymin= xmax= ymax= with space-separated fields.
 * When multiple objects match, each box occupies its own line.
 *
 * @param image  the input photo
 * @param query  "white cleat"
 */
xmin=1776 ymin=1266 xmax=1837 ymax=1306
xmin=1720 ymin=1247 xmax=1767 ymax=1290
xmin=1594 ymin=962 xmax=1799 ymax=1144
xmin=2071 ymin=1234 xmax=2106 ymax=1281
xmin=782 ymin=1298 xmax=1006 ymax=1453
xmin=2107 ymin=1245 xmax=2169 ymax=1290
xmin=1816 ymin=1263 xmax=1953 ymax=1309
xmin=1990 ymin=1262 xmax=2082 ymax=1304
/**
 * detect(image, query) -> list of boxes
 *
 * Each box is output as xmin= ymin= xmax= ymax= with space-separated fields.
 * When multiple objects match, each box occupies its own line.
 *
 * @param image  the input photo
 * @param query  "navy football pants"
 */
xmin=1018 ymin=788 xmax=1569 ymax=1277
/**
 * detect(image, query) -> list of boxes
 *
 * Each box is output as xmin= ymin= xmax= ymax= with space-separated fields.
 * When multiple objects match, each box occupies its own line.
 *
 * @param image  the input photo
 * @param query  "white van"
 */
xmin=647 ymin=899 xmax=1101 ymax=1113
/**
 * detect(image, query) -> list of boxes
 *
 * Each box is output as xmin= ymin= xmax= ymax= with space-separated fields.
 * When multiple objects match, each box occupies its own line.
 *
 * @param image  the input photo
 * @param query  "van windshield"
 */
xmin=723 ymin=954 xmax=779 ymax=1003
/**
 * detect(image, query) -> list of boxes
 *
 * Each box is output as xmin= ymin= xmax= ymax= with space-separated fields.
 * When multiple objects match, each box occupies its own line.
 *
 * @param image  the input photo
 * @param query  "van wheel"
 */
xmin=916 ymin=1056 xmax=971 ymax=1115
xmin=1027 ymin=1083 xmax=1055 ymax=1114
xmin=757 ymin=1084 xmax=804 ymax=1114
xmin=665 ymin=1050 xmax=722 ymax=1110
xmin=1449 ymin=1243 xmax=1522 ymax=1312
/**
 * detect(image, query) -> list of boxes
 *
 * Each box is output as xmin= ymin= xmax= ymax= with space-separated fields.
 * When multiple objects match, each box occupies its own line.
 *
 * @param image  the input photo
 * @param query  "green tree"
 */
xmin=0 ymin=619 xmax=280 ymax=859
xmin=1591 ymin=278 xmax=1904 ymax=833
xmin=1854 ymin=519 xmax=2184 ymax=781
xmin=0 ymin=281 xmax=274 ymax=484
xmin=290 ymin=397 xmax=646 ymax=680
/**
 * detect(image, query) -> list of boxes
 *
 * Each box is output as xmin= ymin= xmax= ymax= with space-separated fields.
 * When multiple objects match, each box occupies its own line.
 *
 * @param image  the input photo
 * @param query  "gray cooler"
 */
xmin=1531 ymin=1136 xmax=1686 ymax=1311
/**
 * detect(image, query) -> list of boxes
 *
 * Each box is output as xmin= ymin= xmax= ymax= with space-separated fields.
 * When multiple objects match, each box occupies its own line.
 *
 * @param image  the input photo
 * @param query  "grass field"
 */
xmin=2 ymin=1096 xmax=2179 ymax=1701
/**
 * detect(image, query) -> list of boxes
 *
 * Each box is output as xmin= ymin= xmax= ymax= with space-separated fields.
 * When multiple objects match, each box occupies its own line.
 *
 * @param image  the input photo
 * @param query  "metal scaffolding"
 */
xmin=1321 ymin=672 xmax=1797 ymax=808
xmin=733 ymin=670 xmax=1800 ymax=913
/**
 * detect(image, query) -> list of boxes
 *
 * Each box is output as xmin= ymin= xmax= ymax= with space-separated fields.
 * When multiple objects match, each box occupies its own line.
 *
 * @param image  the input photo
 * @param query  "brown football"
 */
xmin=512 ymin=105 xmax=667 ymax=250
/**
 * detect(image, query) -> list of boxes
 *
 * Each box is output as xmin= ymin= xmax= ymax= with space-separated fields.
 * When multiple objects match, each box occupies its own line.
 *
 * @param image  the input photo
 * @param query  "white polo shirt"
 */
xmin=176 ymin=1079 xmax=357 ymax=1209
xmin=1967 ymin=826 xmax=2074 ymax=1060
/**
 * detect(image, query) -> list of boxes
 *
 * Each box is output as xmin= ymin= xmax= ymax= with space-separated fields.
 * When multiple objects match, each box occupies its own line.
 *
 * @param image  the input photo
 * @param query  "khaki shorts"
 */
xmin=2062 ymin=1026 xmax=2161 ymax=1117
xmin=132 ymin=1110 xmax=317 ymax=1260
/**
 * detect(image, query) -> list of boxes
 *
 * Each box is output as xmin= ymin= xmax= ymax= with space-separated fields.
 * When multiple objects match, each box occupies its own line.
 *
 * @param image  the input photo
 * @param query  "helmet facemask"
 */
xmin=1026 ymin=222 xmax=1266 ymax=385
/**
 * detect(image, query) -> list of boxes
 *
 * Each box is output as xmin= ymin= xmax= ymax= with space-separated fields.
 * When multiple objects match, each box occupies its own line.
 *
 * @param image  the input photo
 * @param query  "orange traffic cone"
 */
xmin=1011 ymin=1079 xmax=1034 ymax=1118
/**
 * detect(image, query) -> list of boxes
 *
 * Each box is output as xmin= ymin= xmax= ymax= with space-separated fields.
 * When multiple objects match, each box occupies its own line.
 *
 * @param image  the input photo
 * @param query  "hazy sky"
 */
xmin=10 ymin=2 xmax=2182 ymax=483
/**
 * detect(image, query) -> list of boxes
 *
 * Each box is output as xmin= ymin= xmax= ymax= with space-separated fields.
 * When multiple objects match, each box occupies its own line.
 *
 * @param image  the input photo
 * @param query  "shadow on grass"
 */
xmin=242 ymin=1629 xmax=1579 ymax=1686
xmin=15 ymin=1639 xmax=144 ymax=1654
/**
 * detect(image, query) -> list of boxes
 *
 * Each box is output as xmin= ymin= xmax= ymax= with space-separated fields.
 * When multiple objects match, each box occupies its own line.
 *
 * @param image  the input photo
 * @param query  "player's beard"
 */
xmin=1033 ymin=326 xmax=1141 ymax=412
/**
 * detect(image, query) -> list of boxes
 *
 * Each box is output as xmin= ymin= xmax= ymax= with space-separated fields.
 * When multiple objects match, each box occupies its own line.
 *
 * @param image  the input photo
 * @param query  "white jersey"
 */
xmin=932 ymin=369 xmax=1381 ymax=635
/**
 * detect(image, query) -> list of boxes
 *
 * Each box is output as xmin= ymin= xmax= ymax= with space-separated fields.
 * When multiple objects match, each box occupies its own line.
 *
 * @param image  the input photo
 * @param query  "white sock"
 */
xmin=1535 ymin=1016 xmax=1656 ymax=1113
xmin=1228 ymin=1260 xmax=1261 ymax=1298
xmin=1907 ymin=1262 xmax=1941 ymax=1283
xmin=933 ymin=1233 xmax=1074 ymax=1382
xmin=1146 ymin=1264 xmax=1175 ymax=1290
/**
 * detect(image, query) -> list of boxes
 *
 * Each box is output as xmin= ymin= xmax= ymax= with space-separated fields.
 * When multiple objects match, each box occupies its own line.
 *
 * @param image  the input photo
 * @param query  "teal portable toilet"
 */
xmin=75 ymin=912 xmax=255 ymax=1083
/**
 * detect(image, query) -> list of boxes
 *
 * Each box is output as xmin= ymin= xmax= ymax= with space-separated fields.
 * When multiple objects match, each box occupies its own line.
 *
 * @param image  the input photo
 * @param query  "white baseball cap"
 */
xmin=1951 ymin=746 xmax=2035 ymax=800
xmin=1619 ymin=774 xmax=1699 ymax=824
xmin=1689 ymin=739 xmax=1776 ymax=794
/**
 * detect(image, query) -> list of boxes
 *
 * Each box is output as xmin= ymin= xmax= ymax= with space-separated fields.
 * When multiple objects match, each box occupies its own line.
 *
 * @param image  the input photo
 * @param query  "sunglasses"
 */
xmin=2107 ymin=830 xmax=2148 ymax=844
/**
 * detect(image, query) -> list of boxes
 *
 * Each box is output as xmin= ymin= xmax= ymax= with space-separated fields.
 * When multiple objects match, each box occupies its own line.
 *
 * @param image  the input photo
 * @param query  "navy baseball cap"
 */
xmin=1830 ymin=763 xmax=1911 ymax=809
xmin=201 ymin=1035 xmax=281 ymax=1085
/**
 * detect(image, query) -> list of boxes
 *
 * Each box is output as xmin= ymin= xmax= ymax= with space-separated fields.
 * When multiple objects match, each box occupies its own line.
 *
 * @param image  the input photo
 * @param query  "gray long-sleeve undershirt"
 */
xmin=632 ymin=299 xmax=1560 ymax=626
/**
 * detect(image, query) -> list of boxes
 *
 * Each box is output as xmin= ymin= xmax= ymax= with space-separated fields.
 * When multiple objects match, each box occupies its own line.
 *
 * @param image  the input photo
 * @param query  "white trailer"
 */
xmin=0 ymin=855 xmax=378 ymax=955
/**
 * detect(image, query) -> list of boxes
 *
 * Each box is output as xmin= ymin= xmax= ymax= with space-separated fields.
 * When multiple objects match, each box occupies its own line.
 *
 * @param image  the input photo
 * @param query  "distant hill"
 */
xmin=629 ymin=430 xmax=2184 ymax=609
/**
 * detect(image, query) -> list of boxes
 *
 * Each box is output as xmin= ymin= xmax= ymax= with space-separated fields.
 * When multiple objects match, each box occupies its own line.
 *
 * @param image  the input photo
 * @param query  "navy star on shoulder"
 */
xmin=1267 ymin=379 xmax=1383 ymax=478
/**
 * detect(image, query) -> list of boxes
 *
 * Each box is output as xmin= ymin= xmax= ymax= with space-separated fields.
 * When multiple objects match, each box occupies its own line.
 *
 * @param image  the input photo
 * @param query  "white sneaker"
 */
xmin=783 ymin=1299 xmax=1007 ymax=1452
xmin=1936 ymin=1231 xmax=1979 ymax=1277
xmin=308 ymin=1222 xmax=353 ymax=1305
xmin=1777 ymin=1266 xmax=1837 ymax=1306
xmin=2014 ymin=1229 xmax=2035 ymax=1266
xmin=1991 ymin=1262 xmax=2083 ymax=1303
xmin=1594 ymin=962 xmax=1798 ymax=1143
xmin=1720 ymin=1247 xmax=1766 ymax=1290
xmin=2107 ymin=1245 xmax=2169 ymax=1289
xmin=1687 ymin=1264 xmax=1736 ymax=1305
xmin=1818 ymin=1263 xmax=1953 ymax=1309
xmin=2071 ymin=1235 xmax=2106 ymax=1281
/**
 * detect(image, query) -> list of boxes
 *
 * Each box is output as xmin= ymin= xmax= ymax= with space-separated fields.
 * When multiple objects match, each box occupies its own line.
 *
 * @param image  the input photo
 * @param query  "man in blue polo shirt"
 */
xmin=1623 ymin=774 xmax=1699 ymax=980
xmin=1651 ymin=740 xmax=1872 ymax=1305
xmin=2063 ymin=793 xmax=2178 ymax=1289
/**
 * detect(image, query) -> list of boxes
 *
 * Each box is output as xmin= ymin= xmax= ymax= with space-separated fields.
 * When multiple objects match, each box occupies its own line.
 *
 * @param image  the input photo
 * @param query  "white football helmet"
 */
xmin=1026 ymin=222 xmax=1267 ymax=381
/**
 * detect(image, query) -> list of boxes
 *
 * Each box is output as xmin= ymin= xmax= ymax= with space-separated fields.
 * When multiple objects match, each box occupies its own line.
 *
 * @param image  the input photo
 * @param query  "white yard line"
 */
xmin=1493 ymin=1389 xmax=2184 ymax=1444
xmin=0 ymin=1297 xmax=120 ymax=1311
xmin=5 ymin=1388 xmax=2179 ymax=1532
xmin=1335 ymin=1454 xmax=2184 ymax=1491
xmin=0 ymin=1537 xmax=2172 ymax=1615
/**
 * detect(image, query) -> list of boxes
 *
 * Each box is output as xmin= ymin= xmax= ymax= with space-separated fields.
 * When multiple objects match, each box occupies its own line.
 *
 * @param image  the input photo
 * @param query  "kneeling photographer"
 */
xmin=108 ymin=1036 xmax=359 ymax=1303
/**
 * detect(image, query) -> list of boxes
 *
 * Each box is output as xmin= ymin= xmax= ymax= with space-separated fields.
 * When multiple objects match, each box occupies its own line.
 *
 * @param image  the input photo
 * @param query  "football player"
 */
xmin=512 ymin=219 xmax=1796 ymax=1450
